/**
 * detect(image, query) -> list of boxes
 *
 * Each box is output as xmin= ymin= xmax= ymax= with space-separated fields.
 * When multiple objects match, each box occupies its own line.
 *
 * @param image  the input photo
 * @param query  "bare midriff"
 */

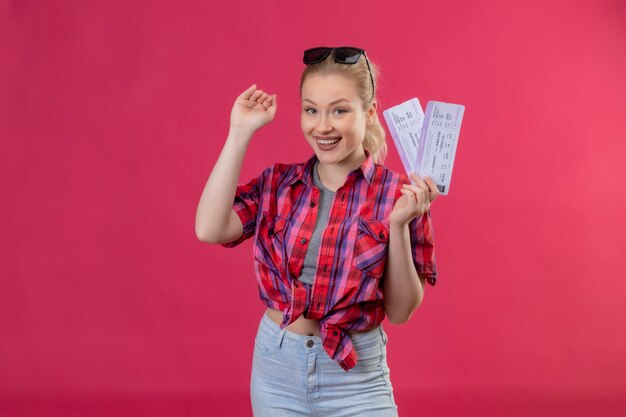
xmin=266 ymin=308 xmax=378 ymax=336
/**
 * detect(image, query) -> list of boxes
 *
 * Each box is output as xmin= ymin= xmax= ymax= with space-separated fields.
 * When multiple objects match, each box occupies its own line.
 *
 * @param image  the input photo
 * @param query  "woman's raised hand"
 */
xmin=390 ymin=173 xmax=439 ymax=228
xmin=230 ymin=84 xmax=277 ymax=134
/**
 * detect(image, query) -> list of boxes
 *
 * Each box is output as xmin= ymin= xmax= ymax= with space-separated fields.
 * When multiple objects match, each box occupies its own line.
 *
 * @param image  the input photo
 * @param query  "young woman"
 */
xmin=196 ymin=46 xmax=439 ymax=416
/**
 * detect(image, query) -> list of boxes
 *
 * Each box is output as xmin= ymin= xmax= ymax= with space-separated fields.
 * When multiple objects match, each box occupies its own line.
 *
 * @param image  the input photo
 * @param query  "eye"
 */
xmin=333 ymin=108 xmax=348 ymax=114
xmin=304 ymin=107 xmax=316 ymax=114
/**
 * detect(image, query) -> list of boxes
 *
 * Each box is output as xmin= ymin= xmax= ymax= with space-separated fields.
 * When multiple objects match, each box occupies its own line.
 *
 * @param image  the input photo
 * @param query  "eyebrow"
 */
xmin=302 ymin=98 xmax=351 ymax=105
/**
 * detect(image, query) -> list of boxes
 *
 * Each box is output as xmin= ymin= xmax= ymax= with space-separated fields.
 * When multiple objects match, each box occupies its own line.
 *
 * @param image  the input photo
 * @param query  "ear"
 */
xmin=367 ymin=101 xmax=378 ymax=125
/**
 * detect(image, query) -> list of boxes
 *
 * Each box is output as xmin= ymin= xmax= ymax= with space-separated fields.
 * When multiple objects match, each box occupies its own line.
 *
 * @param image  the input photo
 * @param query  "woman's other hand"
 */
xmin=230 ymin=84 xmax=277 ymax=134
xmin=390 ymin=173 xmax=439 ymax=228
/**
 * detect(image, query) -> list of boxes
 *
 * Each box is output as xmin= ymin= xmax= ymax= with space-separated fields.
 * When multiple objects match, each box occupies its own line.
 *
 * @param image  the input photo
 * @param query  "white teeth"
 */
xmin=317 ymin=138 xmax=340 ymax=145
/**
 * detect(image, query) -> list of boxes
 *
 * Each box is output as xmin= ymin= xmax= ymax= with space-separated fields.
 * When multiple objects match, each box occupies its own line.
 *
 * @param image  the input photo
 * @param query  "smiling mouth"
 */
xmin=315 ymin=137 xmax=341 ymax=145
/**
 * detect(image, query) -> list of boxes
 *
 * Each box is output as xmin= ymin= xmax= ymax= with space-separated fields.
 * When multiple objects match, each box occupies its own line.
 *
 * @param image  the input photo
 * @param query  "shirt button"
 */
xmin=333 ymin=331 xmax=339 ymax=336
xmin=379 ymin=232 xmax=385 ymax=239
xmin=301 ymin=238 xmax=307 ymax=244
xmin=306 ymin=339 xmax=314 ymax=348
xmin=310 ymin=201 xmax=316 ymax=207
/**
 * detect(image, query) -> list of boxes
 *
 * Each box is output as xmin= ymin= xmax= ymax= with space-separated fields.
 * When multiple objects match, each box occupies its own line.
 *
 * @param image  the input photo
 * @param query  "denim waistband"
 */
xmin=259 ymin=311 xmax=387 ymax=351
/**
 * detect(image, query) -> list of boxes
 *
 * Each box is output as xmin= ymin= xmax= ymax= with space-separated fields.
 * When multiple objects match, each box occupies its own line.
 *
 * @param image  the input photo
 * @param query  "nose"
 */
xmin=316 ymin=114 xmax=332 ymax=133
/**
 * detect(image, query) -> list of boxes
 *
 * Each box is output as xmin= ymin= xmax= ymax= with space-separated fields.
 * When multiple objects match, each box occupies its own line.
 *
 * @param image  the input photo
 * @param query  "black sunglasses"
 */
xmin=302 ymin=46 xmax=375 ymax=102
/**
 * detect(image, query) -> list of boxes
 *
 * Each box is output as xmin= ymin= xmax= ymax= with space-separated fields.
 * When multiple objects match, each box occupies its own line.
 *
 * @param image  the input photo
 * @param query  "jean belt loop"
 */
xmin=276 ymin=328 xmax=286 ymax=349
xmin=379 ymin=327 xmax=388 ymax=344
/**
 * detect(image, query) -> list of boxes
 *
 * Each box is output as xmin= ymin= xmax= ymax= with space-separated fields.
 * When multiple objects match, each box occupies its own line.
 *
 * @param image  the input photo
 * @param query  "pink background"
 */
xmin=2 ymin=0 xmax=625 ymax=416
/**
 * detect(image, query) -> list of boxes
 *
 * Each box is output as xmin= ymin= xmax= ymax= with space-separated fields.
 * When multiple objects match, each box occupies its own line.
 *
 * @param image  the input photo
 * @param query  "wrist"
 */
xmin=227 ymin=126 xmax=254 ymax=146
xmin=389 ymin=220 xmax=409 ymax=234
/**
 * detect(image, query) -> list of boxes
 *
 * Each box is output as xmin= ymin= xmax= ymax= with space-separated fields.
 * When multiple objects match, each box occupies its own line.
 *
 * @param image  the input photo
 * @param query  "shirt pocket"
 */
xmin=253 ymin=212 xmax=287 ymax=278
xmin=352 ymin=217 xmax=390 ymax=280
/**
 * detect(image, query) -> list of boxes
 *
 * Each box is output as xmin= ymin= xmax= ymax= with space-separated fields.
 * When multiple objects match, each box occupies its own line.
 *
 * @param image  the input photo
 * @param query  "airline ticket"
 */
xmin=383 ymin=98 xmax=465 ymax=195
xmin=382 ymin=98 xmax=424 ymax=175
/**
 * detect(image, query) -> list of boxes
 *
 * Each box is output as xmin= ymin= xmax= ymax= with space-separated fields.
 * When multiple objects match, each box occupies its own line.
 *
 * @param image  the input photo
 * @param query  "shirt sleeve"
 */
xmin=219 ymin=167 xmax=267 ymax=249
xmin=409 ymin=210 xmax=438 ymax=286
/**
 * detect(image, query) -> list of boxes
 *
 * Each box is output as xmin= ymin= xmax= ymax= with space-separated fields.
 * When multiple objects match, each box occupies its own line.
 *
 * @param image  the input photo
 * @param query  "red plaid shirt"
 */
xmin=221 ymin=149 xmax=437 ymax=370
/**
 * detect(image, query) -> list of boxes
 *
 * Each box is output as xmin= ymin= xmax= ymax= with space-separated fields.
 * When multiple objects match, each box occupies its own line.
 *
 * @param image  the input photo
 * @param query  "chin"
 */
xmin=316 ymin=153 xmax=342 ymax=164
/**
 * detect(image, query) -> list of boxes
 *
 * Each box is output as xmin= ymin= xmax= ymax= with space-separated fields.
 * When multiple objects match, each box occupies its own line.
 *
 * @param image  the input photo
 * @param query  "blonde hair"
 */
xmin=300 ymin=51 xmax=387 ymax=165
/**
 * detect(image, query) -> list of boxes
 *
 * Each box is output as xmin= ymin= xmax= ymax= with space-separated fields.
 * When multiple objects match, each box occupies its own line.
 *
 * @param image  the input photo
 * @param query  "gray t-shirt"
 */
xmin=297 ymin=160 xmax=336 ymax=285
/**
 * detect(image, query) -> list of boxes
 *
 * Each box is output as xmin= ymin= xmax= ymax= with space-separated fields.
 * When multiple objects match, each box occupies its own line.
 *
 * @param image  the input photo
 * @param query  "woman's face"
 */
xmin=301 ymin=73 xmax=376 ymax=169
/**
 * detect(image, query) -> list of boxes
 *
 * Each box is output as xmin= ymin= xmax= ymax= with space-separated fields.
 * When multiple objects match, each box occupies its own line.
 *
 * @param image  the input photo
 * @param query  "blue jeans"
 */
xmin=250 ymin=312 xmax=399 ymax=417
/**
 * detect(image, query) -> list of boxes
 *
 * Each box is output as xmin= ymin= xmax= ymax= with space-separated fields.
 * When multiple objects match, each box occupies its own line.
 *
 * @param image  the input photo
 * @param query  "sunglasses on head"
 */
xmin=302 ymin=46 xmax=375 ymax=102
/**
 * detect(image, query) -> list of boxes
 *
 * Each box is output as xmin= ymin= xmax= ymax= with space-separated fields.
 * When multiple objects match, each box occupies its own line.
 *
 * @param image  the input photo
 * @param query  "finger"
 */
xmin=258 ymin=94 xmax=271 ymax=108
xmin=258 ymin=93 xmax=271 ymax=108
xmin=247 ymin=97 xmax=267 ymax=111
xmin=249 ymin=89 xmax=264 ymax=102
xmin=264 ymin=94 xmax=275 ymax=109
xmin=403 ymin=189 xmax=427 ymax=215
xmin=402 ymin=183 xmax=428 ymax=203
xmin=238 ymin=84 xmax=257 ymax=100
xmin=400 ymin=188 xmax=418 ymax=205
xmin=404 ymin=184 xmax=428 ymax=210
xmin=254 ymin=93 xmax=269 ymax=109
xmin=236 ymin=86 xmax=262 ymax=109
xmin=423 ymin=176 xmax=439 ymax=201
xmin=267 ymin=94 xmax=277 ymax=117
xmin=261 ymin=94 xmax=273 ymax=106
xmin=409 ymin=172 xmax=430 ymax=193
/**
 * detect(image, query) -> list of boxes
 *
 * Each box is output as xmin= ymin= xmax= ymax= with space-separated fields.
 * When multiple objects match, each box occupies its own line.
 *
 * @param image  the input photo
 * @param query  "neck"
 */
xmin=316 ymin=148 xmax=367 ymax=189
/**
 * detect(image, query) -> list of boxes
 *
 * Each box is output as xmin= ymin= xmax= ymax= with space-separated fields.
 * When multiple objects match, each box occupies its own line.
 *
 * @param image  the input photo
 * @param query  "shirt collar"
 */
xmin=287 ymin=148 xmax=376 ymax=187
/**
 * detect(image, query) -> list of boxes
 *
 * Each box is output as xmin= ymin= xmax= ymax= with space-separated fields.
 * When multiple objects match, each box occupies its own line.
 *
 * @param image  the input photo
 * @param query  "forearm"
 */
xmin=383 ymin=221 xmax=425 ymax=324
xmin=195 ymin=128 xmax=252 ymax=241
